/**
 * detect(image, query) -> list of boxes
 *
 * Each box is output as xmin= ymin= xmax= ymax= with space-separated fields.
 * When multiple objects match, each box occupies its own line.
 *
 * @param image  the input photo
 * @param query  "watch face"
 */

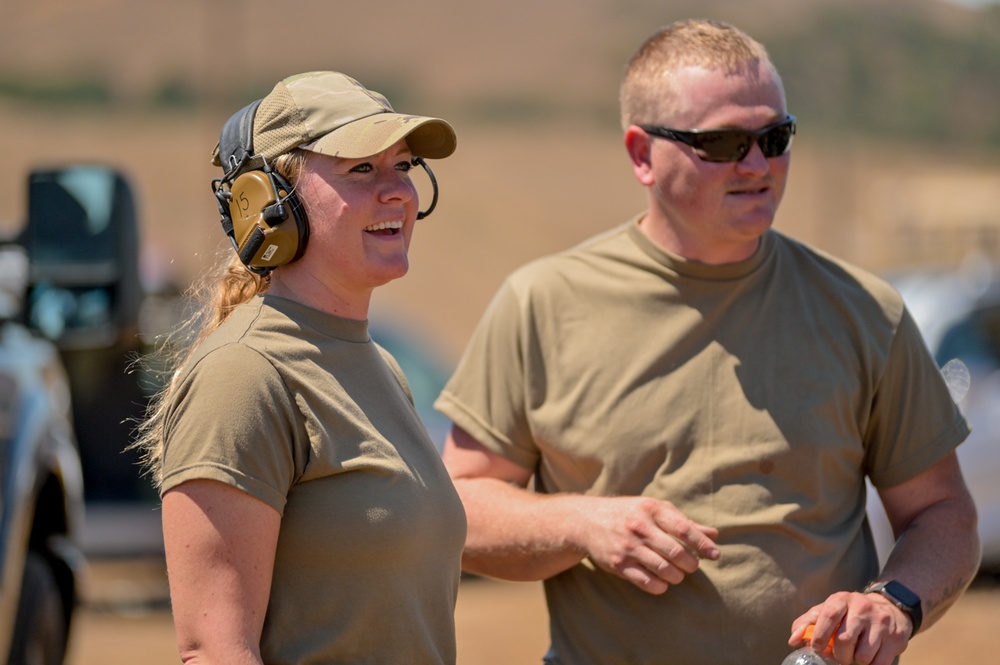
xmin=883 ymin=581 xmax=921 ymax=610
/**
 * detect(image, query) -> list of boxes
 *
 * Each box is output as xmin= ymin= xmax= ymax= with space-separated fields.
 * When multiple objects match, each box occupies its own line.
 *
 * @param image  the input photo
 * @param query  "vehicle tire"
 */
xmin=7 ymin=552 xmax=68 ymax=665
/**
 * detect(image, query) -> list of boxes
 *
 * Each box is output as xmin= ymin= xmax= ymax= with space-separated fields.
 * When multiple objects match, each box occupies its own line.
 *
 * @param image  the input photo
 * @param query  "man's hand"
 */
xmin=574 ymin=496 xmax=720 ymax=594
xmin=789 ymin=591 xmax=912 ymax=665
xmin=786 ymin=452 xmax=980 ymax=665
xmin=443 ymin=425 xmax=719 ymax=590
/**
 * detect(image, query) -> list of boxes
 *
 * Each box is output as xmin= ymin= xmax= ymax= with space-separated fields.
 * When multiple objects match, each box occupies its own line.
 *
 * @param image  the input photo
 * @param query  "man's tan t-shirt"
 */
xmin=436 ymin=220 xmax=968 ymax=665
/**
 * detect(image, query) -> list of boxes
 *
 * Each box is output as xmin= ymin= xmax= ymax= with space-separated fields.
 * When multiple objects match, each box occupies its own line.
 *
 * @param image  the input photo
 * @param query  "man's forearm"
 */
xmin=879 ymin=492 xmax=980 ymax=632
xmin=452 ymin=476 xmax=590 ymax=581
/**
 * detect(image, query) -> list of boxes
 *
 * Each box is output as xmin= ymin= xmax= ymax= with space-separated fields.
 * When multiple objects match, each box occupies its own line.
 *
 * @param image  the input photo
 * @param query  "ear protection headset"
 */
xmin=211 ymin=100 xmax=441 ymax=276
xmin=212 ymin=99 xmax=308 ymax=275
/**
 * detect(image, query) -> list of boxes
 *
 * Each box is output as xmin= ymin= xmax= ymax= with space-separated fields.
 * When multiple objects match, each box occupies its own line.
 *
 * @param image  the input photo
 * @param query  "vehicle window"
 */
xmin=26 ymin=167 xmax=119 ymax=266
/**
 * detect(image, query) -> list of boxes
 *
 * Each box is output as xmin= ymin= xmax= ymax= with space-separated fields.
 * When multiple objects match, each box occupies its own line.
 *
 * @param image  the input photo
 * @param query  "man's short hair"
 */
xmin=619 ymin=19 xmax=780 ymax=130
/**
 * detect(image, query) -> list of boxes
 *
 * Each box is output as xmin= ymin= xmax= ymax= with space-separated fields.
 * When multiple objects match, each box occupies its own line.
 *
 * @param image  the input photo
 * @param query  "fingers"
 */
xmin=647 ymin=500 xmax=721 ymax=564
xmin=599 ymin=534 xmax=689 ymax=594
xmin=789 ymin=592 xmax=912 ymax=665
xmin=843 ymin=594 xmax=911 ymax=665
xmin=618 ymin=561 xmax=672 ymax=595
xmin=663 ymin=514 xmax=722 ymax=563
xmin=587 ymin=497 xmax=720 ymax=594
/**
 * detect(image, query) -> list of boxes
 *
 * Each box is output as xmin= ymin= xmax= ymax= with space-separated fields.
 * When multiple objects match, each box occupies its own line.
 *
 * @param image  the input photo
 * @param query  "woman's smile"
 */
xmin=363 ymin=220 xmax=404 ymax=235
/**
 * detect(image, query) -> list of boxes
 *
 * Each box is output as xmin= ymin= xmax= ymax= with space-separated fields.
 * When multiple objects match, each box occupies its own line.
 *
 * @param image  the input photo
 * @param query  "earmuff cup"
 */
xmin=226 ymin=169 xmax=308 ymax=270
xmin=213 ymin=99 xmax=310 ymax=274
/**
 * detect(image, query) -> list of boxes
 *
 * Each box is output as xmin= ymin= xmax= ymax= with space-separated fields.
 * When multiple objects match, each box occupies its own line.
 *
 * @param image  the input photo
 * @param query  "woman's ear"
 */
xmin=624 ymin=125 xmax=656 ymax=186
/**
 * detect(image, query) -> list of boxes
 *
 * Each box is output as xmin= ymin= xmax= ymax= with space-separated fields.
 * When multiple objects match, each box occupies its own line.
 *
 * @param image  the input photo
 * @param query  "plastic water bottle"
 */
xmin=781 ymin=625 xmax=836 ymax=665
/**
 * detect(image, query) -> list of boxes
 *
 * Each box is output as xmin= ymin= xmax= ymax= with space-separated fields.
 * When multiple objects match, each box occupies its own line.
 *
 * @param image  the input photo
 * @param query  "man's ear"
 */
xmin=624 ymin=125 xmax=656 ymax=186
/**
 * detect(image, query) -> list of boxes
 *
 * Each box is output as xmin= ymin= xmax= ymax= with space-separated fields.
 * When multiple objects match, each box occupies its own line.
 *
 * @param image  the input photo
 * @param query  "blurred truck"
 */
xmin=0 ymin=164 xmax=150 ymax=665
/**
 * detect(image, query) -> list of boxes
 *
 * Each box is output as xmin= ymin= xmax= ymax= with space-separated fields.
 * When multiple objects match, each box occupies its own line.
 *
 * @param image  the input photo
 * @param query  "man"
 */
xmin=435 ymin=19 xmax=981 ymax=665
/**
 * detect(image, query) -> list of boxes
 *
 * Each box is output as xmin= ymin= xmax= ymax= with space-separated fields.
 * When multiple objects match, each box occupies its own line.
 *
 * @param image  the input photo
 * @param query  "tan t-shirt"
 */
xmin=436 ymin=219 xmax=968 ymax=665
xmin=162 ymin=295 xmax=467 ymax=665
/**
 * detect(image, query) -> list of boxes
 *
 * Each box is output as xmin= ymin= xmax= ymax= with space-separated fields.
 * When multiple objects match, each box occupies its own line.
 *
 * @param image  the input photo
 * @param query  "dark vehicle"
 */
xmin=21 ymin=166 xmax=149 ymax=508
xmin=0 ymin=163 xmax=149 ymax=665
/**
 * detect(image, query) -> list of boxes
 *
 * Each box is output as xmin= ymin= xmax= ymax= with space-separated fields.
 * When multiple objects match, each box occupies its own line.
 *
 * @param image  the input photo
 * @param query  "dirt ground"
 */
xmin=65 ymin=559 xmax=1000 ymax=665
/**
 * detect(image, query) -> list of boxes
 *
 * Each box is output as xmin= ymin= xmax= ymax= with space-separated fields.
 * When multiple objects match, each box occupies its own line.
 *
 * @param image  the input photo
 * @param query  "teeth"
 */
xmin=364 ymin=221 xmax=403 ymax=232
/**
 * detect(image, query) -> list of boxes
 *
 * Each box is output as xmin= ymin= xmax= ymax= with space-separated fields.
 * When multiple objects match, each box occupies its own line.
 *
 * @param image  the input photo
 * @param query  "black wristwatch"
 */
xmin=864 ymin=580 xmax=923 ymax=634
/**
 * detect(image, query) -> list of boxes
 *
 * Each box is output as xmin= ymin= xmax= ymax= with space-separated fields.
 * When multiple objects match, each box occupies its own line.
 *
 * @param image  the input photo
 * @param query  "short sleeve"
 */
xmin=160 ymin=343 xmax=303 ymax=514
xmin=864 ymin=306 xmax=970 ymax=487
xmin=435 ymin=279 xmax=540 ymax=470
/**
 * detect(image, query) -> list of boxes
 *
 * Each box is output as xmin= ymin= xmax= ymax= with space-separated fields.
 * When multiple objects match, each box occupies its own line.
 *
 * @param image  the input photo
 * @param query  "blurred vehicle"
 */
xmin=867 ymin=260 xmax=1000 ymax=572
xmin=31 ymin=168 xmax=165 ymax=578
xmin=0 ymin=241 xmax=85 ymax=664
xmin=21 ymin=165 xmax=149 ymax=510
xmin=18 ymin=165 xmax=163 ymax=565
xmin=0 ymin=163 xmax=153 ymax=658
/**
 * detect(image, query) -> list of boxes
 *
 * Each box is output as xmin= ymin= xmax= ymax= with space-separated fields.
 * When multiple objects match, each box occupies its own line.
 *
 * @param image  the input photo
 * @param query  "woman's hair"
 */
xmin=131 ymin=149 xmax=309 ymax=486
xmin=619 ymin=19 xmax=780 ymax=130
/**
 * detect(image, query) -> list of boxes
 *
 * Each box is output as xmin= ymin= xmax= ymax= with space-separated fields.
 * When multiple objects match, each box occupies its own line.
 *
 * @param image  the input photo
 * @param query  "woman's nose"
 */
xmin=379 ymin=170 xmax=416 ymax=202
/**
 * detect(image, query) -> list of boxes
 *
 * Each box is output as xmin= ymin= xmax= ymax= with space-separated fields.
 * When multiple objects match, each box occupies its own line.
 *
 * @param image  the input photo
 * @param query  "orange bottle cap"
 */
xmin=803 ymin=625 xmax=836 ymax=650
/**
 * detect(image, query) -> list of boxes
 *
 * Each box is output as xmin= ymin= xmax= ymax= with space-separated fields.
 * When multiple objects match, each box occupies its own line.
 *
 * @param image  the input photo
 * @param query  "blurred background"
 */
xmin=2 ymin=0 xmax=999 ymax=663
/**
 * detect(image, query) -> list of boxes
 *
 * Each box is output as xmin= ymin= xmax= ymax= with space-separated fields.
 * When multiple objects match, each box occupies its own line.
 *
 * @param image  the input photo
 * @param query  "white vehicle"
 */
xmin=867 ymin=260 xmax=1000 ymax=571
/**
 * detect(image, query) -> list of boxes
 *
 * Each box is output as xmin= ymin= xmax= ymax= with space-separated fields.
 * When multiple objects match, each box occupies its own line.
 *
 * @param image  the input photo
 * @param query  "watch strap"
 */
xmin=864 ymin=580 xmax=923 ymax=634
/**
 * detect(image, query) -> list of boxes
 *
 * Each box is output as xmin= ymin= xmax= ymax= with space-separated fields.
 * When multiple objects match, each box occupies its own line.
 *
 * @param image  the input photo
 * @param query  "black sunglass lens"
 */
xmin=759 ymin=123 xmax=794 ymax=158
xmin=692 ymin=132 xmax=753 ymax=162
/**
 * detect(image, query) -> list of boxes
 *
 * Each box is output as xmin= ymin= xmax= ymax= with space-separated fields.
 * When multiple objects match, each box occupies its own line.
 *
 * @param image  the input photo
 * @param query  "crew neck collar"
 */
xmin=261 ymin=294 xmax=371 ymax=343
xmin=627 ymin=216 xmax=773 ymax=281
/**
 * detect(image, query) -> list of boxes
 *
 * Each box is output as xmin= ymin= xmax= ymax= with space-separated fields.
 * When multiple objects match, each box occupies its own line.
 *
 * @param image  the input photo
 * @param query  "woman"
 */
xmin=133 ymin=71 xmax=466 ymax=664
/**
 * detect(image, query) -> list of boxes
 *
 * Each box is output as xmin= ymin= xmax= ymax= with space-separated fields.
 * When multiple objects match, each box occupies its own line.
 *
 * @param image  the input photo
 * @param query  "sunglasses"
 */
xmin=639 ymin=115 xmax=796 ymax=163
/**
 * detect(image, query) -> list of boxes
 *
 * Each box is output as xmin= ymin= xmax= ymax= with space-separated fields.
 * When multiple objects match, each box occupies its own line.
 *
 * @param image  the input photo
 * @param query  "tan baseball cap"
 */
xmin=212 ymin=71 xmax=456 ymax=168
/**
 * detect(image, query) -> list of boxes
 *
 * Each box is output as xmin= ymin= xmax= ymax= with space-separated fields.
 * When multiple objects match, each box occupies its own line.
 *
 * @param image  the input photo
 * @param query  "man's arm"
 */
xmin=442 ymin=425 xmax=720 ymax=594
xmin=790 ymin=452 xmax=980 ymax=665
xmin=875 ymin=450 xmax=980 ymax=629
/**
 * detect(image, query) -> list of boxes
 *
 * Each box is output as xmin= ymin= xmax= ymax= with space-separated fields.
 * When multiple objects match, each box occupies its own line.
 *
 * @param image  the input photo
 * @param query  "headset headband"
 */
xmin=218 ymin=99 xmax=263 ymax=183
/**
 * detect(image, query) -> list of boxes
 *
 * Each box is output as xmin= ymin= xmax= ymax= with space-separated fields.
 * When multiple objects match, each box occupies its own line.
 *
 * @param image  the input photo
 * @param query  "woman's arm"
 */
xmin=162 ymin=479 xmax=281 ymax=665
